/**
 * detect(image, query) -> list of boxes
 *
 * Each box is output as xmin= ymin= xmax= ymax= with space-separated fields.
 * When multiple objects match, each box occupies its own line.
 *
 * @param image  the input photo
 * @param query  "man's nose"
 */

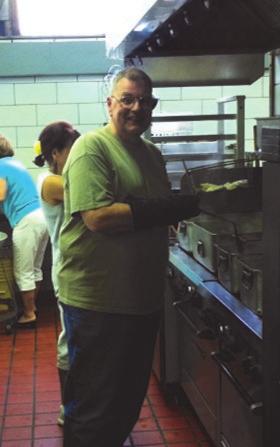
xmin=131 ymin=98 xmax=141 ymax=111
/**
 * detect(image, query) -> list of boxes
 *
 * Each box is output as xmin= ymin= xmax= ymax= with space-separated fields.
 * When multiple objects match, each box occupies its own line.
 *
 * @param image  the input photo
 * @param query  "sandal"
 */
xmin=16 ymin=319 xmax=36 ymax=329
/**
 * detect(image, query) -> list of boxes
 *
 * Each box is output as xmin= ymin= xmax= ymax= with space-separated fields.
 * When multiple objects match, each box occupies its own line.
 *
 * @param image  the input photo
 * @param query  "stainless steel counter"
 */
xmin=169 ymin=244 xmax=262 ymax=340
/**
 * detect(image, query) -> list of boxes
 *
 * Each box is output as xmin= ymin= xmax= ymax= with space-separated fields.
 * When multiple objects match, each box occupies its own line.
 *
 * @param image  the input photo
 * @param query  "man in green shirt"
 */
xmin=58 ymin=67 xmax=199 ymax=447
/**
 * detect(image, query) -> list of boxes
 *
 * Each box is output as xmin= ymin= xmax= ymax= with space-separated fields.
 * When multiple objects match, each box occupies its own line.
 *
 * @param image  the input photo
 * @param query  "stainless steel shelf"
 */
xmin=152 ymin=114 xmax=236 ymax=122
xmin=151 ymin=134 xmax=236 ymax=143
xmin=162 ymin=153 xmax=234 ymax=161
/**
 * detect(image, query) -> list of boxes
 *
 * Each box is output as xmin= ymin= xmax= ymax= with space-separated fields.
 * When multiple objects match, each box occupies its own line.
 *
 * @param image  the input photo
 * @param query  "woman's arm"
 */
xmin=41 ymin=175 xmax=64 ymax=205
xmin=0 ymin=178 xmax=7 ymax=201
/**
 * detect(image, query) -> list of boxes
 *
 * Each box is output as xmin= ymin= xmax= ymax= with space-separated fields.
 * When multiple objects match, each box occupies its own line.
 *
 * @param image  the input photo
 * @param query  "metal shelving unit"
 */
xmin=149 ymin=95 xmax=245 ymax=188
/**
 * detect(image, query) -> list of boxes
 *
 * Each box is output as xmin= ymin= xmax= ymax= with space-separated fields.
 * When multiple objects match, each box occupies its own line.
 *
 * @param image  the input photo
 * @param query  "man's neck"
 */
xmin=108 ymin=123 xmax=142 ymax=149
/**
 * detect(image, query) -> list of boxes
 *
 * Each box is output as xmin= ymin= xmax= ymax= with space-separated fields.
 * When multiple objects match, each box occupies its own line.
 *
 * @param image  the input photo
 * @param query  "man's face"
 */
xmin=107 ymin=77 xmax=155 ymax=140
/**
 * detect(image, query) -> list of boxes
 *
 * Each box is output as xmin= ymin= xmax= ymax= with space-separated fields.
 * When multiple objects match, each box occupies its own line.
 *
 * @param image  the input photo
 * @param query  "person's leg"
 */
xmin=33 ymin=216 xmax=49 ymax=289
xmin=17 ymin=289 xmax=36 ymax=322
xmin=17 ymin=281 xmax=42 ymax=321
xmin=13 ymin=210 xmax=48 ymax=325
xmin=57 ymin=302 xmax=70 ymax=426
xmin=115 ymin=311 xmax=161 ymax=441
xmin=13 ymin=217 xmax=37 ymax=323
xmin=57 ymin=367 xmax=68 ymax=426
xmin=62 ymin=304 xmax=160 ymax=447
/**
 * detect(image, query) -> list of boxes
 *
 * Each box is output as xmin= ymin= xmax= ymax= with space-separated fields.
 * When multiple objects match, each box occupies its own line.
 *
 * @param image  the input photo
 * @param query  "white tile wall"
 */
xmin=274 ymin=54 xmax=280 ymax=114
xmin=37 ymin=104 xmax=79 ymax=126
xmin=275 ymin=84 xmax=280 ymax=115
xmin=15 ymin=83 xmax=57 ymax=104
xmin=275 ymin=55 xmax=280 ymax=85
xmin=57 ymin=82 xmax=100 ymax=103
xmin=0 ymin=105 xmax=37 ymax=126
xmin=0 ymin=84 xmax=14 ymax=105
xmin=0 ymin=70 xmax=270 ymax=180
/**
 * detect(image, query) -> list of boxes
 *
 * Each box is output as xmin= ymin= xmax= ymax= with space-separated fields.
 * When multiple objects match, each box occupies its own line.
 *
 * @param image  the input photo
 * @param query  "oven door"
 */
xmin=212 ymin=352 xmax=263 ymax=447
xmin=174 ymin=298 xmax=219 ymax=445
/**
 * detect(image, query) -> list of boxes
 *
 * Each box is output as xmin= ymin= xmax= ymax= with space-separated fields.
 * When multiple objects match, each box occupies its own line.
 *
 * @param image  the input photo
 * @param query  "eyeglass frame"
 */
xmin=110 ymin=94 xmax=158 ymax=110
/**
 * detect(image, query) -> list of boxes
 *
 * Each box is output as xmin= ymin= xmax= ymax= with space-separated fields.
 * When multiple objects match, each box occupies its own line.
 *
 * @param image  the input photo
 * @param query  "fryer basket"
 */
xmin=181 ymin=160 xmax=262 ymax=214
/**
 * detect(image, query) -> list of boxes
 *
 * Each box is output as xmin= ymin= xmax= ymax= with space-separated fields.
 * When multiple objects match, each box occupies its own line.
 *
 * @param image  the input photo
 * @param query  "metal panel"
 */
xmin=262 ymin=162 xmax=280 ymax=446
xmin=130 ymin=54 xmax=264 ymax=86
xmin=107 ymin=0 xmax=280 ymax=59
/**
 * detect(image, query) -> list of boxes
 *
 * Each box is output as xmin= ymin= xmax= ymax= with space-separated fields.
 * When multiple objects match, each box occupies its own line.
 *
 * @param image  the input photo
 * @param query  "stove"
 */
xmin=157 ymin=245 xmax=263 ymax=447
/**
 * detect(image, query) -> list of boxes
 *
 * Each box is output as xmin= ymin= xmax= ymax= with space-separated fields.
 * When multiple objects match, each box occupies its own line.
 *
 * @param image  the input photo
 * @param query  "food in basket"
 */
xmin=199 ymin=179 xmax=248 ymax=192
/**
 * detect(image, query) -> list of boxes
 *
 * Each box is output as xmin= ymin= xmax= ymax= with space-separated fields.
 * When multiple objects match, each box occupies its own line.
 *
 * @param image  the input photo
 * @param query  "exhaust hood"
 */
xmin=106 ymin=0 xmax=280 ymax=86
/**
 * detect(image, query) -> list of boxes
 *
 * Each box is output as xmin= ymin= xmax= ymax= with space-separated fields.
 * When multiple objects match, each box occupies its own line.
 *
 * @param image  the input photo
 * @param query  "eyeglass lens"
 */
xmin=117 ymin=95 xmax=158 ymax=109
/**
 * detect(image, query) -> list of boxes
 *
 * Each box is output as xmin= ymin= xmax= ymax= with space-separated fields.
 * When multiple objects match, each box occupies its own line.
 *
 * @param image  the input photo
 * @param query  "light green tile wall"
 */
xmin=0 ymin=105 xmax=36 ymax=126
xmin=15 ymin=83 xmax=57 ymax=104
xmin=274 ymin=54 xmax=280 ymax=115
xmin=57 ymin=82 xmax=100 ymax=103
xmin=0 ymin=68 xmax=270 ymax=180
xmin=0 ymin=84 xmax=14 ymax=104
xmin=79 ymin=103 xmax=107 ymax=124
xmin=37 ymin=104 xmax=79 ymax=126
xmin=0 ymin=74 xmax=108 ymax=179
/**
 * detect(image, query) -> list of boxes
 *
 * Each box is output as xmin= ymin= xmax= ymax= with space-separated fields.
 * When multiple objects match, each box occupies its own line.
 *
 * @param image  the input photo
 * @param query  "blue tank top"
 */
xmin=0 ymin=157 xmax=40 ymax=228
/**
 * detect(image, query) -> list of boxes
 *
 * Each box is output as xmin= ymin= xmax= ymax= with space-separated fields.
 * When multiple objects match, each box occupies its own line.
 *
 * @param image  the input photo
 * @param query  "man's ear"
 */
xmin=107 ymin=97 xmax=113 ymax=117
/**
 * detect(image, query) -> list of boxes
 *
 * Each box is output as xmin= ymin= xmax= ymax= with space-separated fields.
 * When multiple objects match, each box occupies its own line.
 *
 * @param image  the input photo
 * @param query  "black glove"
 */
xmin=125 ymin=194 xmax=200 ymax=230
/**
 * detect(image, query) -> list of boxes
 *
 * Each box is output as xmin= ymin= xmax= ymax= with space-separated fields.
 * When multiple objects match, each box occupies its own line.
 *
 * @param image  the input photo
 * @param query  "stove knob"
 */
xmin=187 ymin=285 xmax=196 ymax=295
xmin=242 ymin=355 xmax=255 ymax=373
xmin=179 ymin=221 xmax=187 ymax=235
xmin=249 ymin=364 xmax=262 ymax=384
xmin=167 ymin=267 xmax=174 ymax=279
xmin=218 ymin=323 xmax=226 ymax=336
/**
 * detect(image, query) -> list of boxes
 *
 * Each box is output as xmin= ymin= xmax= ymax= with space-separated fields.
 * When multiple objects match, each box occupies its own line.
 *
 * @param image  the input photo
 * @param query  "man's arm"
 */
xmin=81 ymin=203 xmax=133 ymax=233
xmin=81 ymin=194 xmax=200 ymax=234
xmin=0 ymin=178 xmax=7 ymax=201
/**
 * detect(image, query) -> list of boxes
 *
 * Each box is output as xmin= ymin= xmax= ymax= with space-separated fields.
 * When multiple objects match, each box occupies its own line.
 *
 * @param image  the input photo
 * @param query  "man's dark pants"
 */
xmin=62 ymin=304 xmax=161 ymax=447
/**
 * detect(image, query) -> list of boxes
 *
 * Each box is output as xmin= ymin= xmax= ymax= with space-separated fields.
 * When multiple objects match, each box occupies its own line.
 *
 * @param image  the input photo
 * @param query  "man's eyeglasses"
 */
xmin=111 ymin=94 xmax=158 ymax=110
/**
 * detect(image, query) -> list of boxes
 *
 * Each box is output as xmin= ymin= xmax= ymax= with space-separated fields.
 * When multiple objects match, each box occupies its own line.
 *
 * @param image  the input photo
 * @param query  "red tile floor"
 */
xmin=0 ymin=297 xmax=214 ymax=447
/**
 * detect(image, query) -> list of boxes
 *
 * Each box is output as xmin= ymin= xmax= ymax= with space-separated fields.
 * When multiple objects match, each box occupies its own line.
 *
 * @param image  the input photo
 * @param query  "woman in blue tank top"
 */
xmin=0 ymin=134 xmax=49 ymax=328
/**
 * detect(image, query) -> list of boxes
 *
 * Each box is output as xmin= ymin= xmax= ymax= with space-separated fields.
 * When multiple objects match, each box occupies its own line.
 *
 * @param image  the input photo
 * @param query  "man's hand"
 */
xmin=125 ymin=194 xmax=200 ymax=230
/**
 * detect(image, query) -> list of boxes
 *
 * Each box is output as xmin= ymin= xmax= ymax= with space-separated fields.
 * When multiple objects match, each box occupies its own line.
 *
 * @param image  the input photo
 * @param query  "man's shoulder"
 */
xmin=64 ymin=127 xmax=113 ymax=173
xmin=142 ymin=138 xmax=161 ymax=153
xmin=142 ymin=138 xmax=165 ymax=161
xmin=72 ymin=127 xmax=111 ymax=155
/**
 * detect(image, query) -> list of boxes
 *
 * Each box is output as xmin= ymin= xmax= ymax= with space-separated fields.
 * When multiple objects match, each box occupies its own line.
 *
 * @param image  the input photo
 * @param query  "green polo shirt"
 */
xmin=58 ymin=125 xmax=170 ymax=315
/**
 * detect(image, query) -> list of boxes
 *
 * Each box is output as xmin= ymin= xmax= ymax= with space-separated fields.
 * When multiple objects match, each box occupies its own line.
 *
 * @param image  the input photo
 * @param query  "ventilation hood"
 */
xmin=106 ymin=0 xmax=280 ymax=86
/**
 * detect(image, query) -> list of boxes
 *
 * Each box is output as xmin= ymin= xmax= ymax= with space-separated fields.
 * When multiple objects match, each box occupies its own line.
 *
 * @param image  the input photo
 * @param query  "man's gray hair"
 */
xmin=110 ymin=67 xmax=153 ymax=94
xmin=0 ymin=134 xmax=14 ymax=158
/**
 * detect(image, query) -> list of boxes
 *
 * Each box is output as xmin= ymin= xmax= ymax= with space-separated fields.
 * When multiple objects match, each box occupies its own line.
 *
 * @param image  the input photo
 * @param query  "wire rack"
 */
xmin=0 ymin=241 xmax=18 ymax=333
xmin=181 ymin=159 xmax=262 ymax=214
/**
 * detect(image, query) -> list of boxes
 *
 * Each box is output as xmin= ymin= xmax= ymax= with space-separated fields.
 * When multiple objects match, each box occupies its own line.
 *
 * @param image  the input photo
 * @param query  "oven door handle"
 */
xmin=217 ymin=253 xmax=229 ymax=272
xmin=211 ymin=351 xmax=263 ymax=416
xmin=174 ymin=303 xmax=216 ymax=340
xmin=173 ymin=303 xmax=199 ymax=334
